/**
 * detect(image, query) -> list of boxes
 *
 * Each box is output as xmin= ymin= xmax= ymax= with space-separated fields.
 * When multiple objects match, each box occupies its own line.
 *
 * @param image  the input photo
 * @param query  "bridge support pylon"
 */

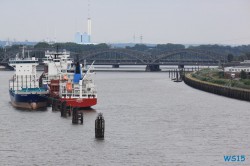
xmin=145 ymin=64 xmax=161 ymax=72
xmin=112 ymin=64 xmax=119 ymax=68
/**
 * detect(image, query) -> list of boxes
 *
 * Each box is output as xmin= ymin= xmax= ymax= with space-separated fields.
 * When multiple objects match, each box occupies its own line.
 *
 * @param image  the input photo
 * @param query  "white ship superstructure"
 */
xmin=41 ymin=50 xmax=74 ymax=86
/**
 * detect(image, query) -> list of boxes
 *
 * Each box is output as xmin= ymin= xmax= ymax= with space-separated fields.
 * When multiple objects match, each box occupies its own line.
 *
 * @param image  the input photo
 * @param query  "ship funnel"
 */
xmin=73 ymin=62 xmax=82 ymax=83
xmin=75 ymin=62 xmax=81 ymax=74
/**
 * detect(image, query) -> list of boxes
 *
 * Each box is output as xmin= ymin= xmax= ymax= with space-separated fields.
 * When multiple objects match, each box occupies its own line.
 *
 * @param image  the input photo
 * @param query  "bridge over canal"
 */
xmin=76 ymin=48 xmax=226 ymax=71
xmin=0 ymin=48 xmax=226 ymax=71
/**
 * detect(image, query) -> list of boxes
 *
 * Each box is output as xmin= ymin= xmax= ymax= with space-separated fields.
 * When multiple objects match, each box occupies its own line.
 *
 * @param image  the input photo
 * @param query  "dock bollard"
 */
xmin=72 ymin=107 xmax=78 ymax=124
xmin=52 ymin=99 xmax=56 ymax=111
xmin=95 ymin=113 xmax=105 ymax=139
xmin=60 ymin=101 xmax=67 ymax=117
xmin=67 ymin=106 xmax=71 ymax=117
xmin=52 ymin=99 xmax=58 ymax=111
xmin=56 ymin=100 xmax=62 ymax=111
xmin=79 ymin=112 xmax=83 ymax=124
xmin=72 ymin=107 xmax=83 ymax=124
xmin=54 ymin=99 xmax=60 ymax=111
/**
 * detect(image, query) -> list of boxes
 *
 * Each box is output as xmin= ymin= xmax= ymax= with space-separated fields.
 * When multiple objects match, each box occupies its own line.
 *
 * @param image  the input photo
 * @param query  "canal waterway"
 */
xmin=0 ymin=71 xmax=250 ymax=166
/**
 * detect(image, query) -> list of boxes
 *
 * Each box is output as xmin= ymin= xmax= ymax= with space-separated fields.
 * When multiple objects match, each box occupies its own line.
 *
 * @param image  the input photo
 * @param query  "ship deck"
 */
xmin=20 ymin=87 xmax=48 ymax=92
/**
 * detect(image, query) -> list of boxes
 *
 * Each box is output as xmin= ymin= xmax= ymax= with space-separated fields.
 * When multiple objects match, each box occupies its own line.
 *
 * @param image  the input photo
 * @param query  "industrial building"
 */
xmin=74 ymin=18 xmax=92 ymax=44
xmin=224 ymin=66 xmax=250 ymax=78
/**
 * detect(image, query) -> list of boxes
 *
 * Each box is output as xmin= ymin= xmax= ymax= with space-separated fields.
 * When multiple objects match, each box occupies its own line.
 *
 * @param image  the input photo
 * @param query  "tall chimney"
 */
xmin=87 ymin=0 xmax=91 ymax=43
xmin=87 ymin=18 xmax=91 ymax=42
xmin=87 ymin=18 xmax=91 ymax=35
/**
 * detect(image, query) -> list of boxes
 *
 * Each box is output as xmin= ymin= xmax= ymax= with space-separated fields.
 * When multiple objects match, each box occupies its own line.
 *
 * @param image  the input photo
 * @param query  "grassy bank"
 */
xmin=191 ymin=68 xmax=250 ymax=90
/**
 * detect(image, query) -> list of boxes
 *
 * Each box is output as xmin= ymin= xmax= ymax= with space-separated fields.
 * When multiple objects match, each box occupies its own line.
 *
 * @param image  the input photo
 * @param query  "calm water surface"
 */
xmin=0 ymin=71 xmax=250 ymax=166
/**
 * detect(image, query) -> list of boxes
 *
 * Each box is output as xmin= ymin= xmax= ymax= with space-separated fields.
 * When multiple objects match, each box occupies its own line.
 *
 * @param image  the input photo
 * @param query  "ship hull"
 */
xmin=60 ymin=97 xmax=97 ymax=108
xmin=9 ymin=90 xmax=48 ymax=110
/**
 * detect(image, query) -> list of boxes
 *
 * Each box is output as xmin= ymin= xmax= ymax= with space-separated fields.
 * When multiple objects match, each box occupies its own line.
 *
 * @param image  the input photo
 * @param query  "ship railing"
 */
xmin=59 ymin=85 xmax=97 ymax=98
xmin=9 ymin=57 xmax=39 ymax=61
xmin=60 ymin=93 xmax=97 ymax=99
xmin=9 ymin=57 xmax=29 ymax=60
xmin=42 ymin=56 xmax=73 ymax=63
xmin=47 ymin=75 xmax=61 ymax=79
xmin=9 ymin=58 xmax=39 ymax=64
xmin=45 ymin=50 xmax=70 ymax=55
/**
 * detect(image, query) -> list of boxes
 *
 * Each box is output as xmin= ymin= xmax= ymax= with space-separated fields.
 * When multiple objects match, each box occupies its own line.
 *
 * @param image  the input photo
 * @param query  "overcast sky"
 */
xmin=1 ymin=0 xmax=250 ymax=45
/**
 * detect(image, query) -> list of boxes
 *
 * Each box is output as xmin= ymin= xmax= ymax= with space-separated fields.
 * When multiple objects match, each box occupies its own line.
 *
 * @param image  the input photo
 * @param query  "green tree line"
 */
xmin=2 ymin=42 xmax=250 ymax=62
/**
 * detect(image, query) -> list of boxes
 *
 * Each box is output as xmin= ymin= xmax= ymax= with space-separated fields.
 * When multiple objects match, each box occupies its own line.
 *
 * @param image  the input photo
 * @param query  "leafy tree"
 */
xmin=245 ymin=52 xmax=250 ymax=60
xmin=227 ymin=54 xmax=234 ymax=62
xmin=33 ymin=42 xmax=110 ymax=53
xmin=132 ymin=44 xmax=149 ymax=51
xmin=238 ymin=54 xmax=247 ymax=61
xmin=240 ymin=70 xmax=247 ymax=79
xmin=156 ymin=43 xmax=185 ymax=51
xmin=34 ymin=42 xmax=50 ymax=49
